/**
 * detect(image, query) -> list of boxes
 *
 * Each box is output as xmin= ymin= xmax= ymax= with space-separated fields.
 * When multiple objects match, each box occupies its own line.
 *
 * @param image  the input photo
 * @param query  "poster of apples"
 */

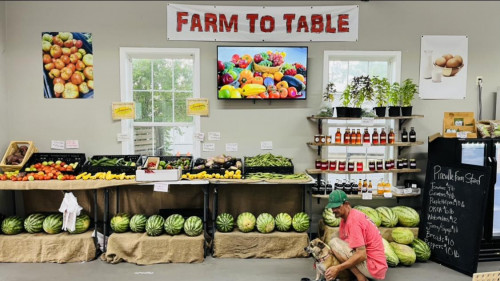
xmin=42 ymin=32 xmax=93 ymax=99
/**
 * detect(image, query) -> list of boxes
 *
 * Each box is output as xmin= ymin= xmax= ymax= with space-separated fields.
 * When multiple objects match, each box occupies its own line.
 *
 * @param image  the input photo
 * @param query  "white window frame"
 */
xmin=119 ymin=47 xmax=201 ymax=157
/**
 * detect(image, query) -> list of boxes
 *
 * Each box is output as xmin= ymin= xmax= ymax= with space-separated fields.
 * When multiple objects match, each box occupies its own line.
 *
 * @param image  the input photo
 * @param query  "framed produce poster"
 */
xmin=42 ymin=32 xmax=94 ymax=99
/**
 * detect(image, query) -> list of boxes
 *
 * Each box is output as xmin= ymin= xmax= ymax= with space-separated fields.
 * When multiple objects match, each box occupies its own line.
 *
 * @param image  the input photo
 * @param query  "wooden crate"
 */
xmin=472 ymin=271 xmax=500 ymax=281
xmin=0 ymin=141 xmax=37 ymax=172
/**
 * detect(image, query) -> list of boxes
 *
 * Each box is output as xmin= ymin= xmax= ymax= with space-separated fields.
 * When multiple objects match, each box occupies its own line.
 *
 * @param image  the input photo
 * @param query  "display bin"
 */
xmin=141 ymin=155 xmax=192 ymax=174
xmin=0 ymin=141 xmax=38 ymax=172
xmin=22 ymin=153 xmax=86 ymax=175
xmin=243 ymin=157 xmax=294 ymax=176
xmin=83 ymin=155 xmax=141 ymax=175
xmin=191 ymin=157 xmax=242 ymax=175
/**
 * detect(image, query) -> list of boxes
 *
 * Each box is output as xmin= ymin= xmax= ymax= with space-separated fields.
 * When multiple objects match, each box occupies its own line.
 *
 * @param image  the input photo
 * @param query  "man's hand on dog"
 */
xmin=324 ymin=264 xmax=342 ymax=281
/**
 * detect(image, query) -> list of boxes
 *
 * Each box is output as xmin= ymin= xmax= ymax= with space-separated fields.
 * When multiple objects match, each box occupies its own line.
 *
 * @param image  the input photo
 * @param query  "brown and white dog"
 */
xmin=304 ymin=238 xmax=351 ymax=281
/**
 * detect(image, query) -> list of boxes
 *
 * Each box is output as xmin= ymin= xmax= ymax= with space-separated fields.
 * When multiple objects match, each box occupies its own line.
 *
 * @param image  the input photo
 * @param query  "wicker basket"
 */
xmin=0 ymin=141 xmax=38 ymax=172
xmin=253 ymin=62 xmax=282 ymax=74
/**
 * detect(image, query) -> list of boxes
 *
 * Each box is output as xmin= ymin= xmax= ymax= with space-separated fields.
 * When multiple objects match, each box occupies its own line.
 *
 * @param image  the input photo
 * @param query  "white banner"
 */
xmin=167 ymin=4 xmax=358 ymax=42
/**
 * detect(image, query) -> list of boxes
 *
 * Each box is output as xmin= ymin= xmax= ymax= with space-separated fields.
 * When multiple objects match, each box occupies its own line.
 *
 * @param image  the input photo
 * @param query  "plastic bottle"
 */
xmin=377 ymin=179 xmax=384 ymax=195
xmin=368 ymin=180 xmax=373 ymax=193
xmin=372 ymin=128 xmax=379 ymax=145
xmin=388 ymin=128 xmax=395 ymax=144
xmin=344 ymin=179 xmax=351 ymax=194
xmin=380 ymin=128 xmax=387 ymax=144
xmin=384 ymin=181 xmax=392 ymax=194
xmin=351 ymin=180 xmax=358 ymax=195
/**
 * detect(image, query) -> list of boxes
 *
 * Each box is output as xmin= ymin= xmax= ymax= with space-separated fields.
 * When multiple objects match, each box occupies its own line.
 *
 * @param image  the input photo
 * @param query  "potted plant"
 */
xmin=399 ymin=78 xmax=418 ymax=116
xmin=372 ymin=76 xmax=390 ymax=117
xmin=337 ymin=85 xmax=351 ymax=117
xmin=387 ymin=82 xmax=401 ymax=117
xmin=318 ymin=82 xmax=336 ymax=117
xmin=349 ymin=75 xmax=373 ymax=118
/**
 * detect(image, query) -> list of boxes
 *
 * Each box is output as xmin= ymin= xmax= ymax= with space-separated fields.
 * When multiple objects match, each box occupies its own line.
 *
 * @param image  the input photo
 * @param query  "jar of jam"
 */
xmin=356 ymin=161 xmax=363 ymax=172
xmin=329 ymin=160 xmax=337 ymax=171
xmin=314 ymin=135 xmax=321 ymax=143
xmin=410 ymin=159 xmax=417 ymax=169
xmin=397 ymin=159 xmax=404 ymax=169
xmin=315 ymin=159 xmax=322 ymax=169
xmin=338 ymin=160 xmax=346 ymax=171
xmin=348 ymin=160 xmax=355 ymax=172
xmin=326 ymin=135 xmax=332 ymax=144
xmin=403 ymin=158 xmax=408 ymax=169
xmin=320 ymin=135 xmax=326 ymax=144
xmin=368 ymin=160 xmax=376 ymax=171
xmin=376 ymin=160 xmax=384 ymax=170
xmin=321 ymin=160 xmax=328 ymax=170
xmin=385 ymin=159 xmax=392 ymax=170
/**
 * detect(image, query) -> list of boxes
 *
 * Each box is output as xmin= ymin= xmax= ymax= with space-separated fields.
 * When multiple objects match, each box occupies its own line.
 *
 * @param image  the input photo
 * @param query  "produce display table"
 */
xmin=318 ymin=219 xmax=419 ymax=244
xmin=0 ymin=231 xmax=95 ymax=263
xmin=0 ymin=179 xmax=137 ymax=191
xmin=213 ymin=229 xmax=309 ymax=259
xmin=101 ymin=232 xmax=204 ymax=265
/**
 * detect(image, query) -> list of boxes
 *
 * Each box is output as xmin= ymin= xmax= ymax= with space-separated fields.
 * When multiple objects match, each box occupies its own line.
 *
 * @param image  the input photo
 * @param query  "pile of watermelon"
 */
xmin=0 ymin=212 xmax=91 ymax=235
xmin=216 ymin=211 xmax=309 ymax=234
xmin=110 ymin=213 xmax=203 ymax=237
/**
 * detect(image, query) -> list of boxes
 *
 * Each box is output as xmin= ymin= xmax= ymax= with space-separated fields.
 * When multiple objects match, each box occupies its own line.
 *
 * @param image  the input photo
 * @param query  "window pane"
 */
xmin=134 ymin=91 xmax=152 ymax=122
xmin=174 ymin=59 xmax=194 ymax=91
xmin=369 ymin=61 xmax=388 ymax=78
xmin=134 ymin=127 xmax=154 ymax=156
xmin=174 ymin=92 xmax=193 ymax=122
xmin=329 ymin=61 xmax=348 ymax=91
xmin=348 ymin=61 xmax=369 ymax=81
xmin=153 ymin=59 xmax=173 ymax=91
xmin=153 ymin=91 xmax=173 ymax=122
xmin=132 ymin=59 xmax=151 ymax=90
xmin=157 ymin=126 xmax=195 ymax=156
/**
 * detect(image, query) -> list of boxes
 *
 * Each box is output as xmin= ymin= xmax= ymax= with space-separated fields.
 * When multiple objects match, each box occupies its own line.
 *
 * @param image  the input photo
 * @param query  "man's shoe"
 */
xmin=300 ymin=278 xmax=311 ymax=281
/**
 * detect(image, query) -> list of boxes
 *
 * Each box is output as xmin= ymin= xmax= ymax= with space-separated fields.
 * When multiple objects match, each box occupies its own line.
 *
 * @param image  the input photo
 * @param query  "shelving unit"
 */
xmin=306 ymin=168 xmax=421 ymax=175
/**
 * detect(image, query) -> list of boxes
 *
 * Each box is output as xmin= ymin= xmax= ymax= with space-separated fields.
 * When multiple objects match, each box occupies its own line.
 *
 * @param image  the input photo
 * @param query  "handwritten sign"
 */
xmin=225 ymin=143 xmax=238 ymax=152
xmin=421 ymin=161 xmax=491 ymax=276
xmin=202 ymin=143 xmax=215 ymax=152
xmin=208 ymin=132 xmax=221 ymax=141
xmin=51 ymin=140 xmax=65 ymax=150
xmin=187 ymin=98 xmax=209 ymax=116
xmin=65 ymin=140 xmax=79 ymax=149
xmin=260 ymin=141 xmax=273 ymax=150
xmin=112 ymin=102 xmax=135 ymax=120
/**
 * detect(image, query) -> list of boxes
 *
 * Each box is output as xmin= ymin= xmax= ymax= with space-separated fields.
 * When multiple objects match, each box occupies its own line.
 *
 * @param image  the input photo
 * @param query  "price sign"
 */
xmin=153 ymin=182 xmax=169 ymax=192
xmin=362 ymin=192 xmax=372 ymax=200
xmin=361 ymin=117 xmax=375 ymax=126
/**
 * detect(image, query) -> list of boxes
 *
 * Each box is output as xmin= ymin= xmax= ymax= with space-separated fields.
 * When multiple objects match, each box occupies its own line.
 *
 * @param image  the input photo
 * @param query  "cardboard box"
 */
xmin=135 ymin=169 xmax=180 ymax=182
xmin=443 ymin=112 xmax=477 ymax=138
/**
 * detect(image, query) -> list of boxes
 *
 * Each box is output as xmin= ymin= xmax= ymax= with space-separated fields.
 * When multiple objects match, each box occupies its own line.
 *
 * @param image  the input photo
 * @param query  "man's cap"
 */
xmin=325 ymin=190 xmax=348 ymax=209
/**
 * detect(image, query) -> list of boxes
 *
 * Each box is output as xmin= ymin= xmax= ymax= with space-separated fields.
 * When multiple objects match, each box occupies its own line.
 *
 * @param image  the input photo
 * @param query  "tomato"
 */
xmin=259 ymin=92 xmax=269 ymax=99
xmin=278 ymin=87 xmax=288 ymax=98
xmin=287 ymin=87 xmax=298 ymax=98
xmin=269 ymin=91 xmax=280 ymax=99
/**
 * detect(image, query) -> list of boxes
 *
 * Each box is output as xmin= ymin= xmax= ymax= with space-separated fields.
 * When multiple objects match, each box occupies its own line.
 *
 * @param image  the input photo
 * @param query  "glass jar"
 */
xmin=325 ymin=135 xmax=332 ymax=144
xmin=368 ymin=160 xmax=376 ymax=171
xmin=321 ymin=160 xmax=328 ymax=170
xmin=397 ymin=159 xmax=404 ymax=169
xmin=403 ymin=158 xmax=408 ymax=169
xmin=348 ymin=160 xmax=355 ymax=172
xmin=315 ymin=159 xmax=322 ymax=169
xmin=376 ymin=160 xmax=384 ymax=170
xmin=314 ymin=135 xmax=321 ymax=143
xmin=329 ymin=160 xmax=337 ymax=171
xmin=320 ymin=135 xmax=326 ymax=144
xmin=385 ymin=159 xmax=392 ymax=170
xmin=410 ymin=159 xmax=417 ymax=169
xmin=356 ymin=161 xmax=363 ymax=172
xmin=338 ymin=160 xmax=346 ymax=171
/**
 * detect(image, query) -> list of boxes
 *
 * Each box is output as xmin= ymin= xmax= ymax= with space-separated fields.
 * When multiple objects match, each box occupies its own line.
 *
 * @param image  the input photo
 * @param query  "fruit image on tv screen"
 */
xmin=217 ymin=46 xmax=307 ymax=100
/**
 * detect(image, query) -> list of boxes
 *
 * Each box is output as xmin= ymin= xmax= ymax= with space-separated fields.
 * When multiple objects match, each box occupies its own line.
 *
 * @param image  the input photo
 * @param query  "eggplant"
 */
xmin=223 ymin=161 xmax=233 ymax=169
xmin=194 ymin=158 xmax=206 ymax=166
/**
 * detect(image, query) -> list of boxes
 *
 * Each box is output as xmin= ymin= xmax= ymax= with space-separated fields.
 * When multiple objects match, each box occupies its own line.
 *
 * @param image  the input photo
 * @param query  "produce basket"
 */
xmin=140 ymin=155 xmax=192 ymax=174
xmin=252 ymin=62 xmax=282 ymax=74
xmin=22 ymin=153 xmax=86 ymax=175
xmin=0 ymin=141 xmax=38 ymax=172
xmin=83 ymin=155 xmax=141 ymax=175
xmin=243 ymin=156 xmax=294 ymax=176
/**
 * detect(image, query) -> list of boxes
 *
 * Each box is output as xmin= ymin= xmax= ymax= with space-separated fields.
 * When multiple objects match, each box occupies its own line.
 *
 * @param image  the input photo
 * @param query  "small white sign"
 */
xmin=153 ymin=182 xmax=169 ymax=192
xmin=203 ymin=143 xmax=216 ymax=152
xmin=383 ymin=192 xmax=393 ymax=198
xmin=457 ymin=131 xmax=468 ymax=138
xmin=361 ymin=117 xmax=375 ymax=126
xmin=51 ymin=140 xmax=65 ymax=150
xmin=65 ymin=140 xmax=79 ymax=149
xmin=195 ymin=133 xmax=205 ymax=141
xmin=260 ymin=141 xmax=273 ymax=150
xmin=117 ymin=133 xmax=130 ymax=142
xmin=208 ymin=132 xmax=221 ymax=141
xmin=225 ymin=143 xmax=238 ymax=152
xmin=362 ymin=192 xmax=373 ymax=200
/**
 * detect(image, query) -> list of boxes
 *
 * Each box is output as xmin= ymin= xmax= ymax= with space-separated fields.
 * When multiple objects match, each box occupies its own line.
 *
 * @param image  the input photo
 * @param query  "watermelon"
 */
xmin=392 ymin=227 xmax=414 ymax=244
xmin=275 ymin=213 xmax=292 ymax=232
xmin=110 ymin=213 xmax=130 ymax=233
xmin=292 ymin=212 xmax=310 ymax=232
xmin=376 ymin=207 xmax=398 ymax=227
xmin=184 ymin=216 xmax=203 ymax=236
xmin=354 ymin=206 xmax=381 ymax=227
xmin=24 ymin=213 xmax=46 ymax=233
xmin=146 ymin=215 xmax=164 ymax=236
xmin=410 ymin=238 xmax=431 ymax=262
xmin=237 ymin=212 xmax=256 ymax=233
xmin=69 ymin=213 xmax=91 ymax=234
xmin=43 ymin=214 xmax=63 ymax=234
xmin=129 ymin=214 xmax=147 ymax=233
xmin=391 ymin=206 xmax=420 ymax=227
xmin=322 ymin=208 xmax=341 ymax=227
xmin=256 ymin=213 xmax=275 ymax=233
xmin=164 ymin=214 xmax=185 ymax=235
xmin=390 ymin=242 xmax=416 ymax=266
xmin=382 ymin=238 xmax=399 ymax=267
xmin=216 ymin=213 xmax=234 ymax=232
xmin=1 ymin=216 xmax=24 ymax=235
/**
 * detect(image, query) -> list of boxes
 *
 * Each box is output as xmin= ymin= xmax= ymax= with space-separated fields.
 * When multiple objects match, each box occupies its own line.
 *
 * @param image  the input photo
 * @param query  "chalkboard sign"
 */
xmin=421 ymin=160 xmax=492 ymax=276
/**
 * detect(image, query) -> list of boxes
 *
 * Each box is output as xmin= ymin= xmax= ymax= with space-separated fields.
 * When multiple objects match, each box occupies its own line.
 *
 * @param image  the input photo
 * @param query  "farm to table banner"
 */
xmin=167 ymin=4 xmax=358 ymax=42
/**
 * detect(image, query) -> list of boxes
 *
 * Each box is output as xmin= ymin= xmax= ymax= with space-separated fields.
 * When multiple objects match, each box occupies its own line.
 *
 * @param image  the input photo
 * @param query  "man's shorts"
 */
xmin=329 ymin=237 xmax=374 ymax=279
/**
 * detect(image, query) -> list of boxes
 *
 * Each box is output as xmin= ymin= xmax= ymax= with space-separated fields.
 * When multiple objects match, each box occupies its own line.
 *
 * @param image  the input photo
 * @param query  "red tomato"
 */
xmin=287 ymin=87 xmax=297 ymax=98
xmin=278 ymin=87 xmax=288 ymax=98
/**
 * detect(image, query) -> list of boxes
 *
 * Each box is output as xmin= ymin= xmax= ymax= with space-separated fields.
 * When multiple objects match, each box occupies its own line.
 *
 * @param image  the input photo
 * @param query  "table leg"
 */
xmin=93 ymin=189 xmax=99 ymax=255
xmin=212 ymin=185 xmax=218 ymax=255
xmin=202 ymin=184 xmax=209 ymax=257
xmin=103 ymin=188 xmax=109 ymax=252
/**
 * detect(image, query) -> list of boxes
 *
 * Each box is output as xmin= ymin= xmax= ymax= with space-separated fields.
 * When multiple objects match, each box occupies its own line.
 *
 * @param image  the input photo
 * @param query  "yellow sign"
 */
xmin=187 ymin=98 xmax=209 ymax=116
xmin=112 ymin=102 xmax=135 ymax=120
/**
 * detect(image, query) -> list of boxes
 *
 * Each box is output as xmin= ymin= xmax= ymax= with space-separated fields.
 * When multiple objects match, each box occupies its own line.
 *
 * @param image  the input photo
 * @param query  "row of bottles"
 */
xmin=312 ymin=179 xmax=392 ymax=195
xmin=315 ymin=127 xmax=416 ymax=145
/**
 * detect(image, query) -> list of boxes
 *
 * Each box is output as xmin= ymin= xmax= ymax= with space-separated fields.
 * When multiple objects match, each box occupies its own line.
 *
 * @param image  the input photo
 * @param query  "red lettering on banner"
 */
xmin=260 ymin=16 xmax=275 ymax=32
xmin=283 ymin=14 xmax=295 ymax=33
xmin=310 ymin=14 xmax=323 ymax=33
xmin=219 ymin=14 xmax=238 ymax=32
xmin=338 ymin=14 xmax=349 ymax=32
xmin=246 ymin=14 xmax=258 ymax=33
xmin=191 ymin=14 xmax=203 ymax=32
xmin=205 ymin=13 xmax=217 ymax=32
xmin=296 ymin=15 xmax=309 ymax=32
xmin=325 ymin=14 xmax=337 ymax=33
xmin=176 ymin=12 xmax=188 ymax=32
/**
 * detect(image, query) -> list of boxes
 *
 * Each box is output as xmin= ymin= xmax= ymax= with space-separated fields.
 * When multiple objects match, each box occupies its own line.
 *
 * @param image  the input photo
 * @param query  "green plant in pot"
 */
xmin=372 ymin=76 xmax=390 ymax=117
xmin=349 ymin=75 xmax=373 ymax=118
xmin=387 ymin=82 xmax=401 ymax=117
xmin=336 ymin=85 xmax=351 ymax=117
xmin=399 ymin=78 xmax=418 ymax=116
xmin=318 ymin=82 xmax=336 ymax=117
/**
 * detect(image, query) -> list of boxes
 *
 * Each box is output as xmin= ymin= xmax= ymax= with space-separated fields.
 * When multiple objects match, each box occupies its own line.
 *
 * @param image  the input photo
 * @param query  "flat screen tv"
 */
xmin=217 ymin=46 xmax=308 ymax=100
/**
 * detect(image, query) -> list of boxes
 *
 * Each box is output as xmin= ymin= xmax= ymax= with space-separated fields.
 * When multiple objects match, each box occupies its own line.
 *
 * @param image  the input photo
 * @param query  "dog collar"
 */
xmin=315 ymin=242 xmax=333 ymax=263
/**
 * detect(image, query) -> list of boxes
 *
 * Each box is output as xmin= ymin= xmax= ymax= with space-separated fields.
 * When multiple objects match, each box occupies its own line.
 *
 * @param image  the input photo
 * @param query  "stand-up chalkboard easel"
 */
xmin=421 ymin=160 xmax=492 ymax=276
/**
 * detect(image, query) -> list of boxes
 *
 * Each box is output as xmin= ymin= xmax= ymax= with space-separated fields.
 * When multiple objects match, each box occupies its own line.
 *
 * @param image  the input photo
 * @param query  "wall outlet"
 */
xmin=476 ymin=76 xmax=483 ymax=85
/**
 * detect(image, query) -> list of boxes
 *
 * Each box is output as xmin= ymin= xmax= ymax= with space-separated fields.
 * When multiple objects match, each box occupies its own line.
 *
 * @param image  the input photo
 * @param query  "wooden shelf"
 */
xmin=306 ymin=168 xmax=421 ymax=175
xmin=312 ymin=193 xmax=420 ymax=199
xmin=307 ymin=115 xmax=424 ymax=121
xmin=307 ymin=141 xmax=424 ymax=147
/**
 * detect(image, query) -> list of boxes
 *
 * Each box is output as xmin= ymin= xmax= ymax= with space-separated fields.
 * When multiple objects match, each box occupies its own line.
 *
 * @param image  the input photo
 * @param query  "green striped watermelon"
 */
xmin=237 ymin=212 xmax=256 ymax=232
xmin=382 ymin=238 xmax=399 ymax=267
xmin=322 ymin=208 xmax=341 ymax=227
xmin=146 ymin=215 xmax=164 ymax=236
xmin=256 ymin=213 xmax=275 ymax=233
xmin=129 ymin=214 xmax=147 ymax=233
xmin=43 ymin=214 xmax=63 ymax=234
xmin=110 ymin=213 xmax=130 ymax=233
xmin=2 ymin=216 xmax=24 ymax=235
xmin=24 ymin=213 xmax=46 ymax=233
xmin=410 ymin=238 xmax=431 ymax=262
xmin=391 ymin=206 xmax=420 ymax=227
xmin=392 ymin=227 xmax=414 ymax=244
xmin=292 ymin=212 xmax=310 ymax=232
xmin=354 ymin=206 xmax=381 ymax=227
xmin=390 ymin=242 xmax=416 ymax=266
xmin=275 ymin=213 xmax=292 ymax=232
xmin=216 ymin=213 xmax=234 ymax=232
xmin=184 ymin=216 xmax=203 ymax=236
xmin=376 ymin=207 xmax=398 ymax=227
xmin=164 ymin=214 xmax=185 ymax=235
xmin=69 ymin=213 xmax=91 ymax=234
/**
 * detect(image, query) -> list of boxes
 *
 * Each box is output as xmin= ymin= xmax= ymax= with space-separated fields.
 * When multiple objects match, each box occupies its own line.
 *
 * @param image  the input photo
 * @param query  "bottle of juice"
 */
xmin=335 ymin=128 xmax=342 ymax=144
xmin=372 ymin=128 xmax=379 ymax=145
xmin=377 ymin=179 xmax=384 ymax=195
xmin=363 ymin=128 xmax=370 ymax=144
xmin=384 ymin=181 xmax=392 ymax=194
xmin=356 ymin=129 xmax=362 ymax=145
xmin=388 ymin=128 xmax=395 ymax=144
xmin=380 ymin=128 xmax=387 ymax=144
xmin=350 ymin=129 xmax=357 ymax=144
xmin=344 ymin=128 xmax=351 ymax=144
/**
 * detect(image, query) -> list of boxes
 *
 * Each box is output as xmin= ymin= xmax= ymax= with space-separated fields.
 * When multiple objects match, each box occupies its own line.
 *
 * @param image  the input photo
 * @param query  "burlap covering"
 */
xmin=319 ymin=219 xmax=419 ymax=244
xmin=0 ymin=179 xmax=137 ymax=190
xmin=0 ymin=231 xmax=96 ymax=263
xmin=213 ymin=230 xmax=309 ymax=258
xmin=101 ymin=232 xmax=204 ymax=265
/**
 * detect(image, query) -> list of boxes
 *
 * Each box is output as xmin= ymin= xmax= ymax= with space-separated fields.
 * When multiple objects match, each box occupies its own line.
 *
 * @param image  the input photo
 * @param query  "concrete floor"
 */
xmin=0 ymin=257 xmax=498 ymax=281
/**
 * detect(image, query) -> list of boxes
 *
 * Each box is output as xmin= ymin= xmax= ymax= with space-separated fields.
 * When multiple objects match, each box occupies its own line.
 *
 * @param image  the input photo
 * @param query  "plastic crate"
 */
xmin=0 ymin=141 xmax=38 ymax=172
xmin=243 ymin=157 xmax=294 ymax=175
xmin=22 ymin=153 xmax=86 ymax=175
xmin=83 ymin=155 xmax=141 ymax=175
xmin=191 ymin=157 xmax=242 ymax=175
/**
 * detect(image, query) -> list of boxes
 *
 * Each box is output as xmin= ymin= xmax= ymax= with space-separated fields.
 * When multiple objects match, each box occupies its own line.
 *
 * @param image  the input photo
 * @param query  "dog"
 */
xmin=304 ymin=238 xmax=351 ymax=281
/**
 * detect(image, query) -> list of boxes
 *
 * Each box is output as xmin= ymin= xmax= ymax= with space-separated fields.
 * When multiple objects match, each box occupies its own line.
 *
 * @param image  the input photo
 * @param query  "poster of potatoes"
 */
xmin=419 ymin=35 xmax=468 ymax=100
xmin=42 ymin=32 xmax=93 ymax=99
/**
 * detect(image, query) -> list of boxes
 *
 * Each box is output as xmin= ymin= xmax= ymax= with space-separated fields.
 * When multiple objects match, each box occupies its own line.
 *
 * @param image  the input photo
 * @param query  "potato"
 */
xmin=435 ymin=57 xmax=447 ymax=67
xmin=446 ymin=58 xmax=461 ymax=68
xmin=454 ymin=55 xmax=463 ymax=65
xmin=443 ymin=54 xmax=453 ymax=61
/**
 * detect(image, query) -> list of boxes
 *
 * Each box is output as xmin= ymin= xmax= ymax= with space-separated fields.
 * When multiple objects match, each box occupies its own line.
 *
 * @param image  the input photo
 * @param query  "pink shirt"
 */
xmin=339 ymin=209 xmax=388 ymax=279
